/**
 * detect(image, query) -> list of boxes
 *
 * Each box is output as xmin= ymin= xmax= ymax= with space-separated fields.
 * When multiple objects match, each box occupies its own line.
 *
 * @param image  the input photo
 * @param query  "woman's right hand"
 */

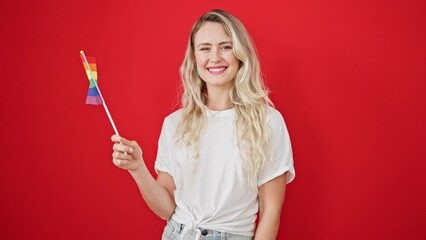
xmin=111 ymin=135 xmax=143 ymax=171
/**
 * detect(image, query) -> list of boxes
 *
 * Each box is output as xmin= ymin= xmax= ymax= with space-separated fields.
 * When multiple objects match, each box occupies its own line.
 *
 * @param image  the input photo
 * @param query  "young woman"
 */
xmin=111 ymin=9 xmax=295 ymax=240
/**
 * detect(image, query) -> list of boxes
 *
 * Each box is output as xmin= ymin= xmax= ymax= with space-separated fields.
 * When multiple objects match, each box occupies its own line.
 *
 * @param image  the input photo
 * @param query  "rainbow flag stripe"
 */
xmin=81 ymin=56 xmax=102 ymax=105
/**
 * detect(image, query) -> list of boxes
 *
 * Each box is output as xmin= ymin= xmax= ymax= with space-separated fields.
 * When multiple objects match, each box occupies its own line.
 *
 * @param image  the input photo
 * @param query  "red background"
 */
xmin=1 ymin=0 xmax=425 ymax=239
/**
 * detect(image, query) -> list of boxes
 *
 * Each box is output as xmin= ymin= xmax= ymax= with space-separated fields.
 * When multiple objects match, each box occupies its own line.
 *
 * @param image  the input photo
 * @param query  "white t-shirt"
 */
xmin=155 ymin=107 xmax=295 ymax=237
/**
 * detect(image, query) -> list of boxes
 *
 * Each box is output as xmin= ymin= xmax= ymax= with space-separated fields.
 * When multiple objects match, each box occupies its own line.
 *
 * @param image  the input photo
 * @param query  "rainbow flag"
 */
xmin=80 ymin=51 xmax=120 ymax=135
xmin=81 ymin=55 xmax=103 ymax=105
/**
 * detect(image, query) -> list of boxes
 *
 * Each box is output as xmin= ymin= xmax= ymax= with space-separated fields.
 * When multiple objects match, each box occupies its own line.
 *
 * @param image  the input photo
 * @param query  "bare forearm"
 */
xmin=256 ymin=173 xmax=287 ymax=240
xmin=254 ymin=211 xmax=280 ymax=240
xmin=128 ymin=162 xmax=176 ymax=220
xmin=111 ymin=135 xmax=176 ymax=219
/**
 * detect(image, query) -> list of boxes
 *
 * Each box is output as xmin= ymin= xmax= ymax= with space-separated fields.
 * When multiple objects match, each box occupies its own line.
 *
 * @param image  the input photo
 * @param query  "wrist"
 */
xmin=128 ymin=159 xmax=146 ymax=175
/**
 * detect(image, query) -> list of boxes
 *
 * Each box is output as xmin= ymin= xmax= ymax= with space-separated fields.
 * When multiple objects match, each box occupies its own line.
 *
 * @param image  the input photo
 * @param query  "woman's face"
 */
xmin=193 ymin=22 xmax=240 ymax=91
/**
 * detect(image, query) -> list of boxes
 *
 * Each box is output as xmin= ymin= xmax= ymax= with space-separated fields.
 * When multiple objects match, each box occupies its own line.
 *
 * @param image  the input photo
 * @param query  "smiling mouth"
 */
xmin=207 ymin=66 xmax=228 ymax=75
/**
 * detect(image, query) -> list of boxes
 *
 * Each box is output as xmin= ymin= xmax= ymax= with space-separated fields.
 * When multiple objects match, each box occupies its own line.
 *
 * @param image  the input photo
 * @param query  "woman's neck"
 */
xmin=205 ymin=86 xmax=234 ymax=111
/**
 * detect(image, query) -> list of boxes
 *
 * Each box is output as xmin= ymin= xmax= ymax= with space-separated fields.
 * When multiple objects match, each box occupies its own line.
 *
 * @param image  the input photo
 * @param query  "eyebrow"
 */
xmin=196 ymin=41 xmax=233 ymax=48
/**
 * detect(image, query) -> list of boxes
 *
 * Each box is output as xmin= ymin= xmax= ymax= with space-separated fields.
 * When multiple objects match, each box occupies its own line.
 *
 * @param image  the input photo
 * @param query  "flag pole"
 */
xmin=80 ymin=50 xmax=120 ymax=136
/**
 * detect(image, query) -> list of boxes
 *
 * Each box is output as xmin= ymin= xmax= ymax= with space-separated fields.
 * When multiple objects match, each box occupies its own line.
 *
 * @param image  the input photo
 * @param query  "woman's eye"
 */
xmin=200 ymin=48 xmax=210 ymax=51
xmin=222 ymin=46 xmax=233 ymax=50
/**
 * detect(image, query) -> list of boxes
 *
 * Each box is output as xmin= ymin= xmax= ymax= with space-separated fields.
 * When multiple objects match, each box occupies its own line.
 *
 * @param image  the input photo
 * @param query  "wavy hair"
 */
xmin=176 ymin=9 xmax=273 ymax=190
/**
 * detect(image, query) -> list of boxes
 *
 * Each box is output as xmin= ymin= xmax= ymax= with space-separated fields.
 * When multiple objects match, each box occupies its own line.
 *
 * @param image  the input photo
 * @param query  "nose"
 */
xmin=210 ymin=48 xmax=222 ymax=63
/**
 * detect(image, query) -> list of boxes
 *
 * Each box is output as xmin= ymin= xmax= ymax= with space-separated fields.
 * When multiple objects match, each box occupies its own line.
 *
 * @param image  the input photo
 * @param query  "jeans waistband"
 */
xmin=168 ymin=218 xmax=253 ymax=239
xmin=170 ymin=219 xmax=213 ymax=236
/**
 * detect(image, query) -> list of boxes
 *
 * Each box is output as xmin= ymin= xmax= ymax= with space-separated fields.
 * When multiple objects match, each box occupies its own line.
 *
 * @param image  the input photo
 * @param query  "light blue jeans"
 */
xmin=162 ymin=219 xmax=253 ymax=240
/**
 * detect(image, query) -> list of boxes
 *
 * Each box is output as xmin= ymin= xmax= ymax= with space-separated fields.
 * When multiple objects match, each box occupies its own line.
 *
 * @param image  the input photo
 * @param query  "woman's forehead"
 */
xmin=193 ymin=22 xmax=232 ymax=45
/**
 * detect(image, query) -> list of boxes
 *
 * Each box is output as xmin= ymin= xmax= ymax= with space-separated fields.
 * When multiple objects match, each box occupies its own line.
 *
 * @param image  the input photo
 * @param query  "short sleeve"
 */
xmin=154 ymin=118 xmax=174 ymax=177
xmin=257 ymin=109 xmax=295 ymax=187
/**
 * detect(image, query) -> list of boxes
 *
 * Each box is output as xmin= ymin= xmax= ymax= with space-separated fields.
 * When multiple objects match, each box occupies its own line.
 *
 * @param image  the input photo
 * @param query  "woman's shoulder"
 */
xmin=163 ymin=108 xmax=183 ymax=127
xmin=265 ymin=105 xmax=287 ymax=129
xmin=265 ymin=105 xmax=284 ymax=121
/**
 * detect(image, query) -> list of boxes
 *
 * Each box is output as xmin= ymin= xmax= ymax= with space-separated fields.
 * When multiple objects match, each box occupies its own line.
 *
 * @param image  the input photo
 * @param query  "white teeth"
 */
xmin=208 ymin=67 xmax=226 ymax=72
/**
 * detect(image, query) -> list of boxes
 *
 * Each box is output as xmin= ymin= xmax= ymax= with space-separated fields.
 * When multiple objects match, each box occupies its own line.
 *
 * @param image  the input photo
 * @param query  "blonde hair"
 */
xmin=176 ymin=9 xmax=273 ymax=189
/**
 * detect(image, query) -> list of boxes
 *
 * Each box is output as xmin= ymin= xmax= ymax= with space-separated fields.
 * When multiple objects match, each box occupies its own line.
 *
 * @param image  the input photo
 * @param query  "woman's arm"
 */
xmin=111 ymin=135 xmax=176 ymax=220
xmin=255 ymin=172 xmax=288 ymax=240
